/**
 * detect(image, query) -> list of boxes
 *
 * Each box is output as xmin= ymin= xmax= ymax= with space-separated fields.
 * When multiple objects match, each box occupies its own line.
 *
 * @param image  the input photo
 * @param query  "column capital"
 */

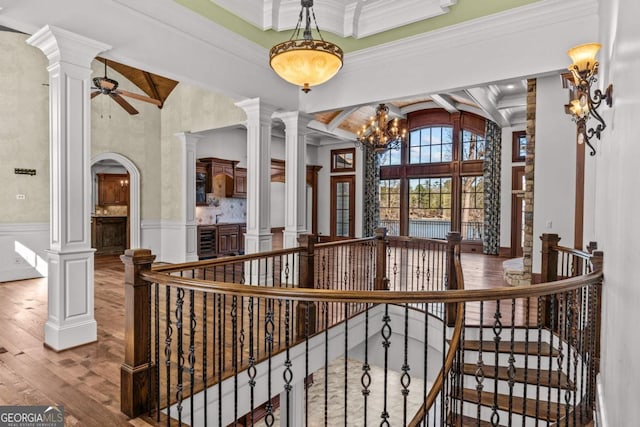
xmin=27 ymin=25 xmax=110 ymax=66
xmin=235 ymin=98 xmax=278 ymax=124
xmin=174 ymin=131 xmax=206 ymax=145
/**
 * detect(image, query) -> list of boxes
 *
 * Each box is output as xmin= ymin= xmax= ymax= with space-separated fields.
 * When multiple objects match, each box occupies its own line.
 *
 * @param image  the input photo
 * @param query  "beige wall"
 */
xmin=90 ymin=61 xmax=163 ymax=220
xmin=159 ymin=83 xmax=246 ymax=221
xmin=0 ymin=32 xmax=49 ymax=223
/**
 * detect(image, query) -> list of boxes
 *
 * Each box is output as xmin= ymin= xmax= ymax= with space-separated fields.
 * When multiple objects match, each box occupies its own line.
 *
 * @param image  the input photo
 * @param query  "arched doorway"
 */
xmin=90 ymin=152 xmax=141 ymax=249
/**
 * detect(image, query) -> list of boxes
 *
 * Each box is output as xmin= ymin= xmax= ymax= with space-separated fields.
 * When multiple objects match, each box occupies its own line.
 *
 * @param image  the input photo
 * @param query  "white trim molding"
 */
xmin=596 ymin=374 xmax=607 ymax=427
xmin=0 ymin=223 xmax=50 ymax=282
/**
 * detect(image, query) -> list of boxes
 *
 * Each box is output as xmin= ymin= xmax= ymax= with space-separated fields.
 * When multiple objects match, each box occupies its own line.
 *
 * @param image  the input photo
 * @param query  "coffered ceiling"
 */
xmin=211 ymin=0 xmax=458 ymax=39
xmin=0 ymin=0 xmax=593 ymax=142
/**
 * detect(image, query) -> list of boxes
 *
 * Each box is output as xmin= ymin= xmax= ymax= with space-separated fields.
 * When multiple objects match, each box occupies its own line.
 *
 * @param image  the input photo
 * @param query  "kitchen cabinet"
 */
xmin=233 ymin=167 xmax=247 ymax=198
xmin=197 ymin=225 xmax=217 ymax=259
xmin=196 ymin=162 xmax=210 ymax=206
xmin=217 ymin=224 xmax=241 ymax=256
xmin=213 ymin=173 xmax=234 ymax=198
xmin=98 ymin=173 xmax=129 ymax=206
xmin=93 ymin=216 xmax=127 ymax=254
xmin=197 ymin=223 xmax=245 ymax=259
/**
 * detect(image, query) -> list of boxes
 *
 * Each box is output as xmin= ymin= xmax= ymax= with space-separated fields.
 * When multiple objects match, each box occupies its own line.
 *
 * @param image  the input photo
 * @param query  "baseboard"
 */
xmin=499 ymin=246 xmax=512 ymax=257
xmin=596 ymin=374 xmax=607 ymax=427
xmin=0 ymin=222 xmax=49 ymax=282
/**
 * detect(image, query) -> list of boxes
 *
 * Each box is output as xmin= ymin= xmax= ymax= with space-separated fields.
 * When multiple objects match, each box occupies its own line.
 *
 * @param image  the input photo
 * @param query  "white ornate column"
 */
xmin=273 ymin=112 xmax=310 ymax=249
xmin=27 ymin=26 xmax=110 ymax=351
xmin=235 ymin=98 xmax=274 ymax=254
xmin=175 ymin=132 xmax=201 ymax=263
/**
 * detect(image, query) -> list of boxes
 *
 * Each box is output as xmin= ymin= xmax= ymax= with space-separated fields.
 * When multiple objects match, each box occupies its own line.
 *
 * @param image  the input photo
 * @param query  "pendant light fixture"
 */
xmin=269 ymin=0 xmax=343 ymax=93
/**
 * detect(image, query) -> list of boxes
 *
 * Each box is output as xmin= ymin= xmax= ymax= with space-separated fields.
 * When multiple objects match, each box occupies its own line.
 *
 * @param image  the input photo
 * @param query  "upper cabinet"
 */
xmin=196 ymin=161 xmax=210 ymax=206
xmin=233 ymin=167 xmax=247 ymax=198
xmin=98 ymin=173 xmax=129 ymax=206
xmin=198 ymin=157 xmax=246 ymax=199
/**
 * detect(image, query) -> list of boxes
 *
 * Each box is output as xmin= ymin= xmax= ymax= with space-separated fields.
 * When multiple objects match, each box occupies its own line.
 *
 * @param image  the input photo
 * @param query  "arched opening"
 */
xmin=90 ymin=152 xmax=141 ymax=249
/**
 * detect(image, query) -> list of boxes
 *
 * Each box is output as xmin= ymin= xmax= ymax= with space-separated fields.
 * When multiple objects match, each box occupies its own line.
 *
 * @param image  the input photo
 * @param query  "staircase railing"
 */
xmin=119 ymin=231 xmax=602 ymax=427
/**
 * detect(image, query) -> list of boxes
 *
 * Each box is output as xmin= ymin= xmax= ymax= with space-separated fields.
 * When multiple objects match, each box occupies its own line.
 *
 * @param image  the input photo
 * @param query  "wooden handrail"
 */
xmin=314 ymin=236 xmax=375 ymax=249
xmin=552 ymin=244 xmax=593 ymax=259
xmin=408 ymin=256 xmax=465 ymax=427
xmin=151 ymin=246 xmax=304 ymax=273
xmin=140 ymin=269 xmax=602 ymax=304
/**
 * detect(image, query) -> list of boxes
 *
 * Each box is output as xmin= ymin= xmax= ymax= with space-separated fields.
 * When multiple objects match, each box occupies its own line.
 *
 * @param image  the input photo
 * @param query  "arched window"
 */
xmin=378 ymin=109 xmax=487 ymax=247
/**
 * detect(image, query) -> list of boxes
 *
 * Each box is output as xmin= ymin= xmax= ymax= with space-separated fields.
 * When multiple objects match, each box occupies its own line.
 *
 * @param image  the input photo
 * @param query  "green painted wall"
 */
xmin=176 ymin=0 xmax=542 ymax=53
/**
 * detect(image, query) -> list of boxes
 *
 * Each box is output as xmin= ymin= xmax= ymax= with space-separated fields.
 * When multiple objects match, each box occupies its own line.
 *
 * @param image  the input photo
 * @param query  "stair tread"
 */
xmin=461 ymin=363 xmax=574 ymax=389
xmin=461 ymin=340 xmax=559 ymax=356
xmin=461 ymin=388 xmax=569 ymax=422
xmin=448 ymin=414 xmax=505 ymax=427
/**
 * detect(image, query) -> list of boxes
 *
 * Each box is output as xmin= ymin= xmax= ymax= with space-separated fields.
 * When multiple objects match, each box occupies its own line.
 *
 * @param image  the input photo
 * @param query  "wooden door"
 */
xmin=330 ymin=175 xmax=355 ymax=239
xmin=511 ymin=166 xmax=525 ymax=257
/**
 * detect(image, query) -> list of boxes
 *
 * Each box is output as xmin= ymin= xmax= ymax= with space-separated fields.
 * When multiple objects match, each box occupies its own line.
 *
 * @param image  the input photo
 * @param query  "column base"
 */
xmin=45 ymin=248 xmax=96 ymax=351
xmin=44 ymin=318 xmax=97 ymax=352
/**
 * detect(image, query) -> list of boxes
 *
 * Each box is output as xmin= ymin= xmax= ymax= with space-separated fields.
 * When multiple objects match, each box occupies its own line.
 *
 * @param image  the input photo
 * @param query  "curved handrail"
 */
xmin=408 ymin=256 xmax=465 ymax=427
xmin=140 ymin=269 xmax=602 ymax=303
xmin=552 ymin=245 xmax=592 ymax=259
xmin=314 ymin=236 xmax=376 ymax=249
xmin=151 ymin=246 xmax=304 ymax=273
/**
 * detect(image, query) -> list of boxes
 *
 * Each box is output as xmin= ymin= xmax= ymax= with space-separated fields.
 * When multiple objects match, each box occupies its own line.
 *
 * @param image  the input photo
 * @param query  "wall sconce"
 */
xmin=566 ymin=43 xmax=613 ymax=155
xmin=120 ymin=179 xmax=129 ymax=188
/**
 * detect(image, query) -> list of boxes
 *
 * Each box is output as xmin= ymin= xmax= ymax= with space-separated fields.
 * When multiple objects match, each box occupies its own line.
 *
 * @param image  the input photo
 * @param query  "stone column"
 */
xmin=27 ymin=26 xmax=110 ymax=350
xmin=522 ymin=78 xmax=537 ymax=285
xmin=235 ymin=98 xmax=274 ymax=255
xmin=174 ymin=132 xmax=202 ymax=263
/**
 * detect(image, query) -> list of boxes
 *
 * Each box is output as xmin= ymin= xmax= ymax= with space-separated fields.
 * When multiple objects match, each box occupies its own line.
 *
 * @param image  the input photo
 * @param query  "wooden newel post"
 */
xmin=296 ymin=234 xmax=317 ymax=339
xmin=540 ymin=233 xmax=560 ymax=328
xmin=374 ymin=227 xmax=389 ymax=291
xmin=446 ymin=232 xmax=462 ymax=327
xmin=120 ymin=249 xmax=156 ymax=418
xmin=540 ymin=233 xmax=560 ymax=283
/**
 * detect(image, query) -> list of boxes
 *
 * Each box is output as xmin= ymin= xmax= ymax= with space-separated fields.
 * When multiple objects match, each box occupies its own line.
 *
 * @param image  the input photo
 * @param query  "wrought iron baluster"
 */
xmin=361 ymin=305 xmax=371 ymax=427
xmin=164 ymin=287 xmax=172 ymax=426
xmin=380 ymin=304 xmax=391 ymax=427
xmin=283 ymin=299 xmax=292 ymax=427
xmin=401 ymin=302 xmax=411 ymax=426
xmin=264 ymin=299 xmax=275 ymax=427
xmin=202 ymin=292 xmax=208 ymax=426
xmin=491 ymin=299 xmax=502 ymax=427
xmin=175 ymin=287 xmax=185 ymax=425
xmin=155 ymin=283 xmax=160 ymax=422
xmin=344 ymin=303 xmax=349 ymax=427
xmin=217 ymin=294 xmax=223 ymax=427
xmin=476 ymin=301 xmax=485 ymax=426
xmin=188 ymin=290 xmax=196 ymax=426
xmin=247 ymin=296 xmax=256 ymax=426
xmin=232 ymin=295 xmax=238 ymax=423
xmin=507 ymin=298 xmax=516 ymax=426
xmin=556 ymin=293 xmax=565 ymax=423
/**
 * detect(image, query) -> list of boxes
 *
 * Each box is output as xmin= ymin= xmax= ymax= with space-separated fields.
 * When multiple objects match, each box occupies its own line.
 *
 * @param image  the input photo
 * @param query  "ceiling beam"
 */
xmin=497 ymin=93 xmax=526 ymax=109
xmin=307 ymin=120 xmax=356 ymax=142
xmin=465 ymin=87 xmax=511 ymax=128
xmin=327 ymin=106 xmax=360 ymax=132
xmin=142 ymin=71 xmax=162 ymax=106
xmin=430 ymin=93 xmax=459 ymax=113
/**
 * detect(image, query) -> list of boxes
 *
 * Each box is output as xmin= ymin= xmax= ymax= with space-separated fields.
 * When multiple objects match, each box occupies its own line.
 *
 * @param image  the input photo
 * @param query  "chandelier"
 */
xmin=355 ymin=104 xmax=407 ymax=153
xmin=269 ymin=0 xmax=343 ymax=93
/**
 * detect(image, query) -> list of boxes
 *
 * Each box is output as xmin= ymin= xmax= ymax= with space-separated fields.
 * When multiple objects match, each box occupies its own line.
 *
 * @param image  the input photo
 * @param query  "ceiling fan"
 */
xmin=91 ymin=60 xmax=162 ymax=115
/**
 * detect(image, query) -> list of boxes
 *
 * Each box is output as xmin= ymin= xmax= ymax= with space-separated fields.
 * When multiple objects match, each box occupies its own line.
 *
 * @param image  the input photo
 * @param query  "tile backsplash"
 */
xmin=196 ymin=197 xmax=247 ymax=225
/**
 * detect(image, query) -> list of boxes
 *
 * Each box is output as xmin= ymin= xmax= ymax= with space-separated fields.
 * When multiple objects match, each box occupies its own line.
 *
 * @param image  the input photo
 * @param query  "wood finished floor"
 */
xmin=0 ymin=252 xmax=512 ymax=426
